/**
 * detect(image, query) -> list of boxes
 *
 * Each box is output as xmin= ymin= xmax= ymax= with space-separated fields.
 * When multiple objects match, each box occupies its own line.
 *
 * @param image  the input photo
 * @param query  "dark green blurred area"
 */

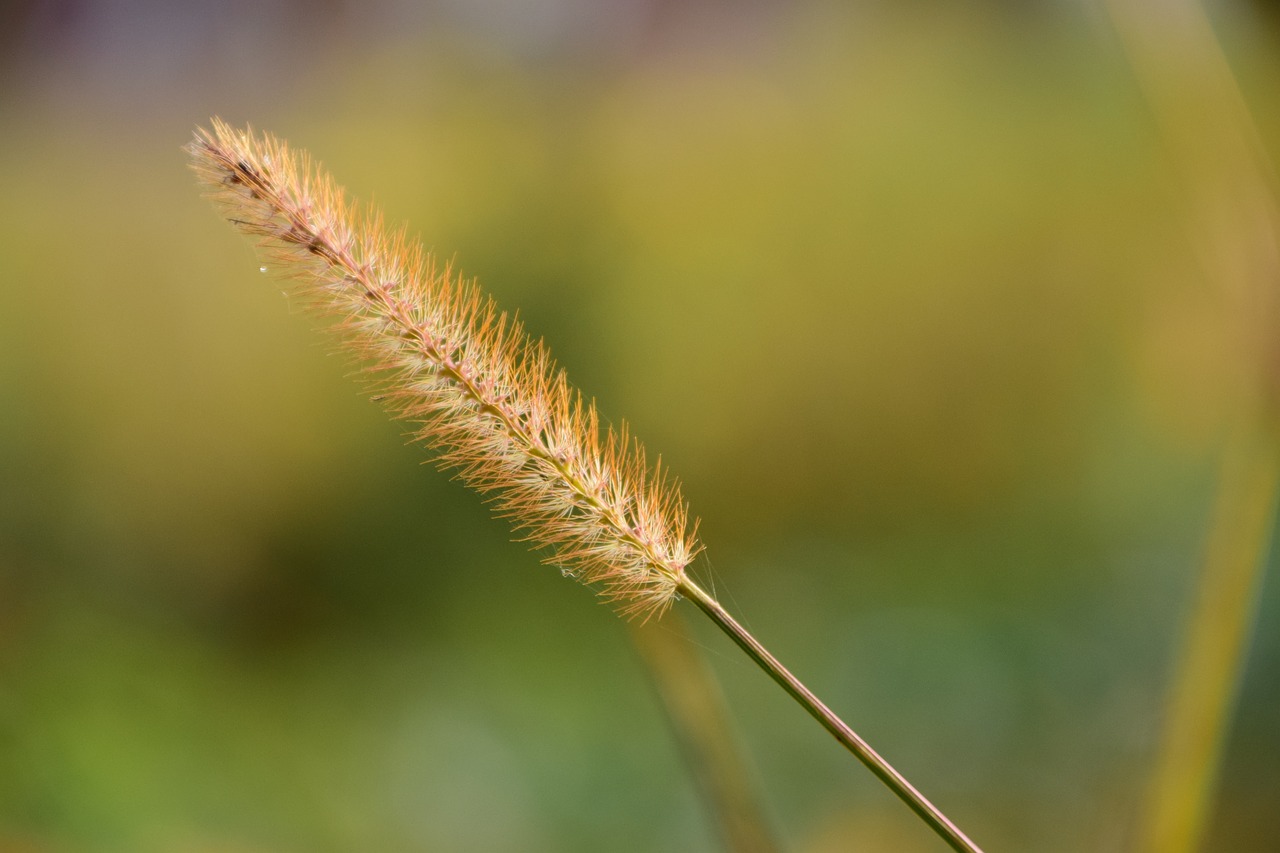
xmin=2 ymin=2 xmax=1279 ymax=851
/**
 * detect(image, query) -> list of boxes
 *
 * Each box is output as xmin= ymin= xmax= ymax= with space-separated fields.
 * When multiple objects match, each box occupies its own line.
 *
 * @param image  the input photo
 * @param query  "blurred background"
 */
xmin=2 ymin=1 xmax=1280 ymax=850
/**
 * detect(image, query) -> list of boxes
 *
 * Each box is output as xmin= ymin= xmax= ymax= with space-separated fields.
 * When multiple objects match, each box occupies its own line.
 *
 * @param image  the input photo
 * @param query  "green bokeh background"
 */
xmin=2 ymin=2 xmax=1279 ymax=850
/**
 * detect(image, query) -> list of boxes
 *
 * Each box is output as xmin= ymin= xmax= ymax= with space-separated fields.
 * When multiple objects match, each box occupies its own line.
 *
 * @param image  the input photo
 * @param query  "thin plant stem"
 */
xmin=677 ymin=577 xmax=984 ymax=853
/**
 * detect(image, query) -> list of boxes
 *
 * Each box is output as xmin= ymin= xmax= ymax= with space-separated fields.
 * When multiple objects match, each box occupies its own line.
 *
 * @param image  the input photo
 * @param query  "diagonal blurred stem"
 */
xmin=630 ymin=614 xmax=780 ymax=853
xmin=1141 ymin=426 xmax=1278 ymax=853
xmin=677 ymin=576 xmax=984 ymax=853
xmin=1107 ymin=1 xmax=1280 ymax=850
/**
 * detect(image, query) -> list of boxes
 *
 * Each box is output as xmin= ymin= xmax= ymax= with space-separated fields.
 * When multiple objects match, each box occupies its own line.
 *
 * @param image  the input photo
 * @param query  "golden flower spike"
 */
xmin=190 ymin=118 xmax=983 ymax=853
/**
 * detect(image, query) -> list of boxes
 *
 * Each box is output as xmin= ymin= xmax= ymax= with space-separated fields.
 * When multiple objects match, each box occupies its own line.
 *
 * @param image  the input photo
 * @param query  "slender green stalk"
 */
xmin=678 ymin=577 xmax=984 ymax=853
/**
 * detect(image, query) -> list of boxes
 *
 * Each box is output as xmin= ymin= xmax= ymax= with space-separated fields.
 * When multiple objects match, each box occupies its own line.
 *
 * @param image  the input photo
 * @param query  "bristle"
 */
xmin=189 ymin=118 xmax=701 ymax=619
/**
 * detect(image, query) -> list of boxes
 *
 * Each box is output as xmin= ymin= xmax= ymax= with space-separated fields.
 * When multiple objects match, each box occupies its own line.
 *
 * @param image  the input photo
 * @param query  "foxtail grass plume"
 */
xmin=189 ymin=119 xmax=700 ymax=619
xmin=191 ymin=119 xmax=984 ymax=853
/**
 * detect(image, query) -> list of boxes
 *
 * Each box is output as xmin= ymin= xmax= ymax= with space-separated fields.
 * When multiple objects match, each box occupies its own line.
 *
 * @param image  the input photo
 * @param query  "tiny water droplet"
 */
xmin=259 ymin=266 xmax=268 ymax=273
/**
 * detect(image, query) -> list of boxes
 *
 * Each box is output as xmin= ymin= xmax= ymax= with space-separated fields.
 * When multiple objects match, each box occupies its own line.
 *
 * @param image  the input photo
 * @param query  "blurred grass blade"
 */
xmin=1107 ymin=1 xmax=1280 ymax=850
xmin=631 ymin=615 xmax=780 ymax=853
xmin=1142 ymin=429 xmax=1278 ymax=853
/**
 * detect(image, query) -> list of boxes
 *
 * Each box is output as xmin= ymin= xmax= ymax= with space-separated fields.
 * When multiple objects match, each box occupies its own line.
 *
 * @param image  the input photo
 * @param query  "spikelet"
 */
xmin=189 ymin=118 xmax=700 ymax=619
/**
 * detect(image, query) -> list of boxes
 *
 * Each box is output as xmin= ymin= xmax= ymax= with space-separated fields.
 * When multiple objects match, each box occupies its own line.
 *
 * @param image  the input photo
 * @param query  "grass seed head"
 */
xmin=189 ymin=118 xmax=700 ymax=619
